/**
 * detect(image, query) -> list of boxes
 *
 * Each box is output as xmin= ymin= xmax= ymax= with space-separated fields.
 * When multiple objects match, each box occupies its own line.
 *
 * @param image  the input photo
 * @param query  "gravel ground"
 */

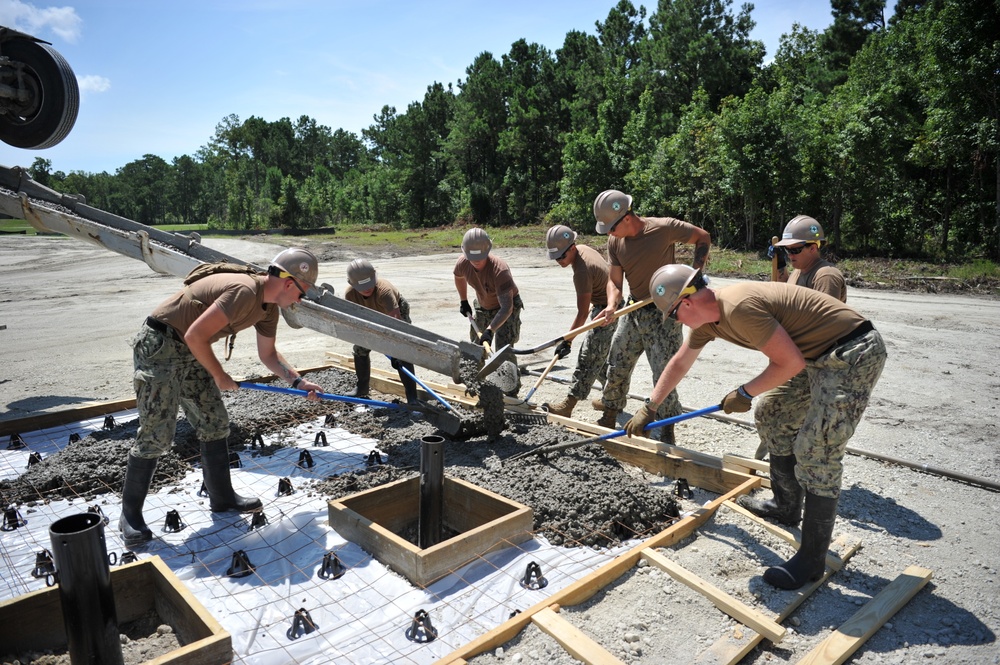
xmin=1 ymin=236 xmax=998 ymax=665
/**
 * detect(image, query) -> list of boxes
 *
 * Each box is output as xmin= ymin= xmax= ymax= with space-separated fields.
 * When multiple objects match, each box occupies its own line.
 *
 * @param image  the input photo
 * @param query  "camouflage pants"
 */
xmin=130 ymin=324 xmax=229 ymax=459
xmin=600 ymin=304 xmax=683 ymax=419
xmin=754 ymin=330 xmax=887 ymax=498
xmin=353 ymin=297 xmax=411 ymax=357
xmin=568 ymin=303 xmax=619 ymax=400
xmin=471 ymin=297 xmax=523 ymax=392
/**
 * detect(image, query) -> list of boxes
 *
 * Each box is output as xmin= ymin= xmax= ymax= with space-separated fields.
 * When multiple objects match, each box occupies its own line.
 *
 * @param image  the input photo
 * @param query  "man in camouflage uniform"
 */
xmin=454 ymin=227 xmax=524 ymax=394
xmin=343 ymin=258 xmax=420 ymax=404
xmin=592 ymin=190 xmax=711 ymax=442
xmin=752 ymin=215 xmax=846 ymax=459
xmin=627 ymin=265 xmax=886 ymax=590
xmin=122 ymin=248 xmax=324 ymax=546
xmin=542 ymin=224 xmax=619 ymax=417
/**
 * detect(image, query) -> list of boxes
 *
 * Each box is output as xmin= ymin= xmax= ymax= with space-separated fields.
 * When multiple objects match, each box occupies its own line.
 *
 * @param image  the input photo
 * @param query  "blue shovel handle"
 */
xmin=395 ymin=363 xmax=454 ymax=412
xmin=239 ymin=382 xmax=403 ymax=410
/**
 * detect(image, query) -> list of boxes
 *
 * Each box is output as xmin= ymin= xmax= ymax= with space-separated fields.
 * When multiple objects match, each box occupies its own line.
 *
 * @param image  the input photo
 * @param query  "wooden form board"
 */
xmin=796 ymin=565 xmax=932 ymax=665
xmin=532 ymin=607 xmax=625 ymax=665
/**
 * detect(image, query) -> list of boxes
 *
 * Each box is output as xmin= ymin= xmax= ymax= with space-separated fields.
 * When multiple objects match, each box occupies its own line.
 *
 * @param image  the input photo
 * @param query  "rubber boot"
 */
xmin=200 ymin=440 xmax=262 ymax=513
xmin=546 ymin=395 xmax=578 ymax=417
xmin=736 ymin=454 xmax=803 ymax=526
xmin=346 ymin=353 xmax=370 ymax=398
xmin=659 ymin=424 xmax=675 ymax=446
xmin=763 ymin=492 xmax=839 ymax=590
xmin=397 ymin=362 xmax=419 ymax=404
xmin=597 ymin=407 xmax=620 ymax=429
xmin=119 ymin=454 xmax=157 ymax=545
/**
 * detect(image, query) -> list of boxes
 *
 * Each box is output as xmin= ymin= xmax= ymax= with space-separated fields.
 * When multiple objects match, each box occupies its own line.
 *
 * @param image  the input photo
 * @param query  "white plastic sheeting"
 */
xmin=1 ymin=410 xmax=630 ymax=664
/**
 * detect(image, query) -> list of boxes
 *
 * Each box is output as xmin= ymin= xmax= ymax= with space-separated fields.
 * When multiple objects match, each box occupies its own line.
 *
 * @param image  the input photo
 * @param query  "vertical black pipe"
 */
xmin=418 ymin=435 xmax=444 ymax=549
xmin=49 ymin=513 xmax=124 ymax=665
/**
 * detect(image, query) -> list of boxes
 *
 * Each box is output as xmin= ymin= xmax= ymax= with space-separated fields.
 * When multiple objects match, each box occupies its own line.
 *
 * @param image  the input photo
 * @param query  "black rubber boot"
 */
xmin=763 ymin=492 xmax=839 ymax=590
xmin=659 ymin=424 xmax=675 ymax=446
xmin=119 ymin=454 xmax=157 ymax=545
xmin=397 ymin=362 xmax=419 ymax=404
xmin=736 ymin=454 xmax=803 ymax=526
xmin=200 ymin=439 xmax=262 ymax=513
xmin=346 ymin=353 xmax=370 ymax=398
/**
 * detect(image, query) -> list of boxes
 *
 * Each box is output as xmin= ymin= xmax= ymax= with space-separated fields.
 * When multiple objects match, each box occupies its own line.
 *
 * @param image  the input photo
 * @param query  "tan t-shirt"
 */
xmin=789 ymin=260 xmax=847 ymax=302
xmin=153 ymin=273 xmax=279 ymax=342
xmin=688 ymin=282 xmax=866 ymax=360
xmin=571 ymin=244 xmax=610 ymax=309
xmin=608 ymin=217 xmax=699 ymax=300
xmin=345 ymin=278 xmax=403 ymax=315
xmin=453 ymin=255 xmax=519 ymax=310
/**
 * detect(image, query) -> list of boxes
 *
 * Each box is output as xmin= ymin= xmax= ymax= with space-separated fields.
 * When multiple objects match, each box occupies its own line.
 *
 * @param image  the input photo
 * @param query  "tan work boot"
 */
xmin=597 ymin=408 xmax=620 ymax=429
xmin=546 ymin=395 xmax=578 ymax=417
xmin=591 ymin=397 xmax=605 ymax=411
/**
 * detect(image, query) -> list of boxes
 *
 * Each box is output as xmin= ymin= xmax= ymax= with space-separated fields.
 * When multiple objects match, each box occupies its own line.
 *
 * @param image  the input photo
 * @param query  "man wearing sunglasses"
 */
xmin=120 ymin=247 xmax=324 ymax=546
xmin=774 ymin=215 xmax=846 ymax=302
xmin=541 ymin=224 xmax=618 ymax=417
xmin=590 ymin=189 xmax=711 ymax=443
xmin=629 ymin=264 xmax=886 ymax=590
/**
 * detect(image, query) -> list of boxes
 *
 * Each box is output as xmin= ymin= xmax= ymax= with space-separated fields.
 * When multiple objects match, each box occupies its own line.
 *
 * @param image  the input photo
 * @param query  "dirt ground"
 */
xmin=1 ymin=235 xmax=999 ymax=664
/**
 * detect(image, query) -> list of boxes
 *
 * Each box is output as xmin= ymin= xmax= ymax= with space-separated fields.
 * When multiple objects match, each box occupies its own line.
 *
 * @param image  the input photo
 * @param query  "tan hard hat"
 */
xmin=462 ymin=227 xmax=492 ymax=260
xmin=649 ymin=264 xmax=702 ymax=319
xmin=270 ymin=247 xmax=318 ymax=288
xmin=593 ymin=189 xmax=632 ymax=234
xmin=775 ymin=215 xmax=825 ymax=246
xmin=346 ymin=258 xmax=376 ymax=290
xmin=545 ymin=224 xmax=577 ymax=259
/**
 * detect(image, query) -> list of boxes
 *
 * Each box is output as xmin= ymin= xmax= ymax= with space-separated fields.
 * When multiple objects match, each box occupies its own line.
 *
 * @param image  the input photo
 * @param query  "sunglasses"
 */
xmin=783 ymin=243 xmax=815 ymax=255
xmin=271 ymin=267 xmax=308 ymax=298
xmin=555 ymin=245 xmax=572 ymax=261
xmin=667 ymin=274 xmax=708 ymax=320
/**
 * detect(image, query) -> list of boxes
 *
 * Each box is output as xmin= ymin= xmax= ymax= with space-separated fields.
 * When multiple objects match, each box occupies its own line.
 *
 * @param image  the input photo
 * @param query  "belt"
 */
xmin=826 ymin=320 xmax=874 ymax=355
xmin=145 ymin=316 xmax=183 ymax=342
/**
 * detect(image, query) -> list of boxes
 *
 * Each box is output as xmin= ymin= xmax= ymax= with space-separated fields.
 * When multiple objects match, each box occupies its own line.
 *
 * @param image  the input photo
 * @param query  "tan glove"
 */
xmin=625 ymin=401 xmax=658 ymax=437
xmin=721 ymin=385 xmax=753 ymax=413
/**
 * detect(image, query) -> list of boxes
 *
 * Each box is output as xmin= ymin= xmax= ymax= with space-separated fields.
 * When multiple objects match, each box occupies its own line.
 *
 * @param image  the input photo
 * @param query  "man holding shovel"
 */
xmin=542 ymin=224 xmax=619 ymax=417
xmin=343 ymin=258 xmax=419 ymax=404
xmin=454 ymin=227 xmax=524 ymax=395
xmin=121 ymin=248 xmax=324 ymax=545
xmin=628 ymin=264 xmax=886 ymax=589
xmin=591 ymin=189 xmax=711 ymax=442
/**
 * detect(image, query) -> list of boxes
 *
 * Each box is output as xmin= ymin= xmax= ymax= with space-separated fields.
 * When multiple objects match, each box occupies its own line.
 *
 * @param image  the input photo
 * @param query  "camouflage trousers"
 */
xmin=471 ymin=296 xmax=523 ymax=392
xmin=353 ymin=296 xmax=411 ymax=357
xmin=130 ymin=324 xmax=229 ymax=459
xmin=754 ymin=330 xmax=887 ymax=498
xmin=568 ymin=303 xmax=619 ymax=400
xmin=600 ymin=304 xmax=683 ymax=419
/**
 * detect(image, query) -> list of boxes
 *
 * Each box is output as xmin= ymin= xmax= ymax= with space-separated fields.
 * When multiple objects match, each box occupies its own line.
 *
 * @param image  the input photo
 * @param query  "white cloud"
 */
xmin=77 ymin=74 xmax=110 ymax=94
xmin=0 ymin=0 xmax=82 ymax=43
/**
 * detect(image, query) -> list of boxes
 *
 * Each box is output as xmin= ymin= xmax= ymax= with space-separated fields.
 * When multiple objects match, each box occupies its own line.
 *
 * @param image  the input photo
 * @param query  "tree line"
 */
xmin=28 ymin=0 xmax=1000 ymax=260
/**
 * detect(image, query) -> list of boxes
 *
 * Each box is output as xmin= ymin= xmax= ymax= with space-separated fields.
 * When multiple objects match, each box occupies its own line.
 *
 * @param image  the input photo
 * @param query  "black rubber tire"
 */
xmin=0 ymin=37 xmax=80 ymax=149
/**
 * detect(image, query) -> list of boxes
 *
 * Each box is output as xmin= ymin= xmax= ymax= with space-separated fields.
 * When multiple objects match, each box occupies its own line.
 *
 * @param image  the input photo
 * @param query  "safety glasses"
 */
xmin=667 ymin=273 xmax=708 ymax=320
xmin=274 ymin=268 xmax=308 ymax=298
xmin=783 ymin=243 xmax=815 ymax=255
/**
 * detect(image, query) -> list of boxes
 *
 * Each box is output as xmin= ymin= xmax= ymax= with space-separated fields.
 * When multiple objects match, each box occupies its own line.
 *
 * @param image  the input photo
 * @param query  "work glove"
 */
xmin=625 ymin=401 xmax=658 ymax=437
xmin=479 ymin=328 xmax=494 ymax=346
xmin=459 ymin=300 xmax=473 ymax=317
xmin=554 ymin=340 xmax=572 ymax=359
xmin=721 ymin=385 xmax=753 ymax=414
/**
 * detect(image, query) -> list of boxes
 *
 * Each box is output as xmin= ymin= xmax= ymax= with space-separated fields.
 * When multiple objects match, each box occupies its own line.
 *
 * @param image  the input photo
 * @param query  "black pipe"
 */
xmin=49 ymin=513 xmax=124 ymax=665
xmin=419 ymin=435 xmax=445 ymax=549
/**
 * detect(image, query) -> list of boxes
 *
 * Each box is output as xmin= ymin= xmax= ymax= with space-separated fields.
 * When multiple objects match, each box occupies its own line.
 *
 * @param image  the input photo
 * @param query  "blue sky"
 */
xmin=1 ymin=0 xmax=895 ymax=175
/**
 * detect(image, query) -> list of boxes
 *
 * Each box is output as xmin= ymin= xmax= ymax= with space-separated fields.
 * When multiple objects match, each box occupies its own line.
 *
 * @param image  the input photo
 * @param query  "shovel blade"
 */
xmin=476 ymin=343 xmax=512 ymax=381
xmin=411 ymin=404 xmax=463 ymax=436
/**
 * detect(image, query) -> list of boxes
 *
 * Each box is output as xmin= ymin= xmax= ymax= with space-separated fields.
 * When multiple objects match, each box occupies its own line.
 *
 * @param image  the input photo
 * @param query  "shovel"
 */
xmin=239 ymin=382 xmax=463 ymax=436
xmin=467 ymin=314 xmax=516 ymax=385
xmin=514 ymin=352 xmax=561 ymax=406
xmin=509 ymin=298 xmax=653 ymax=355
xmin=505 ymin=404 xmax=723 ymax=462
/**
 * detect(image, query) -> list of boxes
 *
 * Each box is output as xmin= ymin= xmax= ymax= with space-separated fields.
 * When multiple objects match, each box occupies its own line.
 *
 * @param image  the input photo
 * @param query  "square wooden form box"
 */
xmin=328 ymin=475 xmax=534 ymax=586
xmin=0 ymin=555 xmax=231 ymax=665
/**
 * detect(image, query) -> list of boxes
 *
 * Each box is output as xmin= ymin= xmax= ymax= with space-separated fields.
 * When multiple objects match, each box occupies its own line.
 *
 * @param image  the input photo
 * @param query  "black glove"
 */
xmin=460 ymin=300 xmax=473 ymax=317
xmin=625 ymin=401 xmax=657 ymax=437
xmin=479 ymin=328 xmax=494 ymax=346
xmin=721 ymin=385 xmax=753 ymax=414
xmin=554 ymin=340 xmax=572 ymax=359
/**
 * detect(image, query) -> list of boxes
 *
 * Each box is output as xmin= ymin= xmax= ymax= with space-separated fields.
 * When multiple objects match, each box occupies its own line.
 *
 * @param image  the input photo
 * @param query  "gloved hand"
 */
xmin=625 ymin=401 xmax=657 ymax=437
xmin=721 ymin=385 xmax=753 ymax=413
xmin=460 ymin=300 xmax=473 ymax=317
xmin=554 ymin=340 xmax=572 ymax=359
xmin=479 ymin=328 xmax=494 ymax=346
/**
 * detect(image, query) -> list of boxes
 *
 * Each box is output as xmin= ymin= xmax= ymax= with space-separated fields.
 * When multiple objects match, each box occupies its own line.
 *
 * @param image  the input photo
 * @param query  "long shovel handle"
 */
xmin=508 ymin=404 xmax=723 ymax=461
xmin=395 ymin=363 xmax=454 ymax=412
xmin=521 ymin=353 xmax=561 ymax=403
xmin=510 ymin=298 xmax=654 ymax=355
xmin=239 ymin=382 xmax=403 ymax=410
